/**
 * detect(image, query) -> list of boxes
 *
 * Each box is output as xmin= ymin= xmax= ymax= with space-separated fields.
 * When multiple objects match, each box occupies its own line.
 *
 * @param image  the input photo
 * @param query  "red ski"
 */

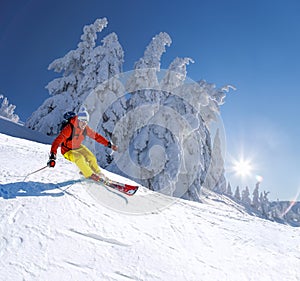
xmin=98 ymin=178 xmax=139 ymax=196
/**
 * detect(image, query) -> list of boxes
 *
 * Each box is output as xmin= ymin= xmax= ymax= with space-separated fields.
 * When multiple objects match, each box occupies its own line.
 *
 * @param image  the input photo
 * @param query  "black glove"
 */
xmin=47 ymin=152 xmax=56 ymax=168
xmin=107 ymin=141 xmax=118 ymax=151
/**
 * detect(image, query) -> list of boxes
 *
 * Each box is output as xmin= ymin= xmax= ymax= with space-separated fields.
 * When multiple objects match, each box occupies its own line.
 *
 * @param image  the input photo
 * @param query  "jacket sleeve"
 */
xmin=85 ymin=126 xmax=110 ymax=147
xmin=50 ymin=125 xmax=72 ymax=154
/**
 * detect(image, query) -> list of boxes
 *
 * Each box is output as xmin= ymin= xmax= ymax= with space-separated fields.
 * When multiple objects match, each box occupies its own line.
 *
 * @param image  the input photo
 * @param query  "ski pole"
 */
xmin=23 ymin=165 xmax=48 ymax=181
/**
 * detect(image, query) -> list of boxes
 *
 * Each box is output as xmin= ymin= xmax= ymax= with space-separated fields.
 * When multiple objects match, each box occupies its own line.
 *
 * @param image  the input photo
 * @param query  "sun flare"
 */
xmin=232 ymin=159 xmax=253 ymax=177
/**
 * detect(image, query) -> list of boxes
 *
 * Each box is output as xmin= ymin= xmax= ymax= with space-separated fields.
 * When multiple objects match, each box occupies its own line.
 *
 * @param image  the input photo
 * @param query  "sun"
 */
xmin=232 ymin=159 xmax=253 ymax=177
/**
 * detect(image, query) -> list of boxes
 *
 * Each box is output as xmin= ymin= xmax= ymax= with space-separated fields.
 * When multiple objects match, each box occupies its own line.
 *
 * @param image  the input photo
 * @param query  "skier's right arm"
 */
xmin=48 ymin=125 xmax=72 ymax=168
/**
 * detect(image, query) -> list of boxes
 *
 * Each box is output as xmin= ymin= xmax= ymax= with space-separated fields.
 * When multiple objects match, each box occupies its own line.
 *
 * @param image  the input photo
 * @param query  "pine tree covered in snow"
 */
xmin=241 ymin=186 xmax=251 ymax=205
xmin=204 ymin=129 xmax=226 ymax=193
xmin=259 ymin=191 xmax=270 ymax=217
xmin=25 ymin=18 xmax=124 ymax=135
xmin=226 ymin=182 xmax=233 ymax=197
xmin=98 ymin=34 xmax=230 ymax=199
xmin=0 ymin=94 xmax=20 ymax=123
xmin=234 ymin=186 xmax=241 ymax=201
xmin=272 ymin=201 xmax=300 ymax=226
xmin=252 ymin=182 xmax=260 ymax=210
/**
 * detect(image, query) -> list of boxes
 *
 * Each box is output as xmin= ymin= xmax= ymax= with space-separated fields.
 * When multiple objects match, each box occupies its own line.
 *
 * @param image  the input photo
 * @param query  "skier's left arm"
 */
xmin=85 ymin=126 xmax=118 ymax=151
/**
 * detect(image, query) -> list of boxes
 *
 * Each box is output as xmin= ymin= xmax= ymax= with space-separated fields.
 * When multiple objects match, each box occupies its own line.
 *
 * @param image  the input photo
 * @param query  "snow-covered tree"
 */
xmin=46 ymin=18 xmax=109 ymax=98
xmin=105 ymin=33 xmax=230 ymax=200
xmin=204 ymin=129 xmax=226 ymax=193
xmin=260 ymin=191 xmax=270 ymax=217
xmin=252 ymin=182 xmax=260 ymax=210
xmin=234 ymin=186 xmax=241 ymax=201
xmin=85 ymin=30 xmax=231 ymax=200
xmin=269 ymin=201 xmax=284 ymax=220
xmin=78 ymin=32 xmax=124 ymax=95
xmin=25 ymin=18 xmax=124 ymax=135
xmin=226 ymin=182 xmax=233 ymax=197
xmin=0 ymin=94 xmax=20 ymax=123
xmin=241 ymin=186 xmax=251 ymax=205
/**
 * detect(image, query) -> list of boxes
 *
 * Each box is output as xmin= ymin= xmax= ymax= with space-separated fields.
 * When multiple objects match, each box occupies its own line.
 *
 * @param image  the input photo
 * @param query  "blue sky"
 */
xmin=1 ymin=0 xmax=300 ymax=200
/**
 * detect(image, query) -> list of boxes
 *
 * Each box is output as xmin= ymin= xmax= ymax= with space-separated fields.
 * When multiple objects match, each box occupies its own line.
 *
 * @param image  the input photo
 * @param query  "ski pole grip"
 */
xmin=47 ymin=159 xmax=56 ymax=168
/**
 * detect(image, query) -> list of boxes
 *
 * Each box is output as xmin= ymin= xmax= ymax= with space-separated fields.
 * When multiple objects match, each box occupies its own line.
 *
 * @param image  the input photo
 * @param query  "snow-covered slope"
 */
xmin=0 ymin=116 xmax=53 ymax=144
xmin=0 ymin=133 xmax=300 ymax=281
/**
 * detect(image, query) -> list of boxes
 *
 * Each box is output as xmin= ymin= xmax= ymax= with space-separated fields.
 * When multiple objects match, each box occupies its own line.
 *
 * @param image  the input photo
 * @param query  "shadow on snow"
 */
xmin=0 ymin=180 xmax=82 ymax=199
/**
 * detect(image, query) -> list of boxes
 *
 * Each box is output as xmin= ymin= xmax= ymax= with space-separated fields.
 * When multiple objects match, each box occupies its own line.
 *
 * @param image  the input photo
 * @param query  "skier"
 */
xmin=47 ymin=109 xmax=117 ymax=182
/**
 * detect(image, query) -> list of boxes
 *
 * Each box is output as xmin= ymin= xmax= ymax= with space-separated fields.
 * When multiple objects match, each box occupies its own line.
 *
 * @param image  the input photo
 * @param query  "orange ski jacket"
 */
xmin=50 ymin=116 xmax=110 ymax=155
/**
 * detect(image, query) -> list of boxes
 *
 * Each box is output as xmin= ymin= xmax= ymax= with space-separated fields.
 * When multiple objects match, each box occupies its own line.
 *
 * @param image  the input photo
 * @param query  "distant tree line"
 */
xmin=224 ymin=181 xmax=300 ymax=227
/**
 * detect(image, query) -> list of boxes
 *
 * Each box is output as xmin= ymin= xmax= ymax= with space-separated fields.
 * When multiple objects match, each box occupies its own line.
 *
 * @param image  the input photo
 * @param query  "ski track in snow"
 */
xmin=68 ymin=228 xmax=131 ymax=247
xmin=0 ymin=133 xmax=300 ymax=281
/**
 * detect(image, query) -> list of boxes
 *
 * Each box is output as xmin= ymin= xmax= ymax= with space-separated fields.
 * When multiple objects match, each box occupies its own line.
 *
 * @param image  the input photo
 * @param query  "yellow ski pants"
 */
xmin=63 ymin=145 xmax=100 ymax=178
